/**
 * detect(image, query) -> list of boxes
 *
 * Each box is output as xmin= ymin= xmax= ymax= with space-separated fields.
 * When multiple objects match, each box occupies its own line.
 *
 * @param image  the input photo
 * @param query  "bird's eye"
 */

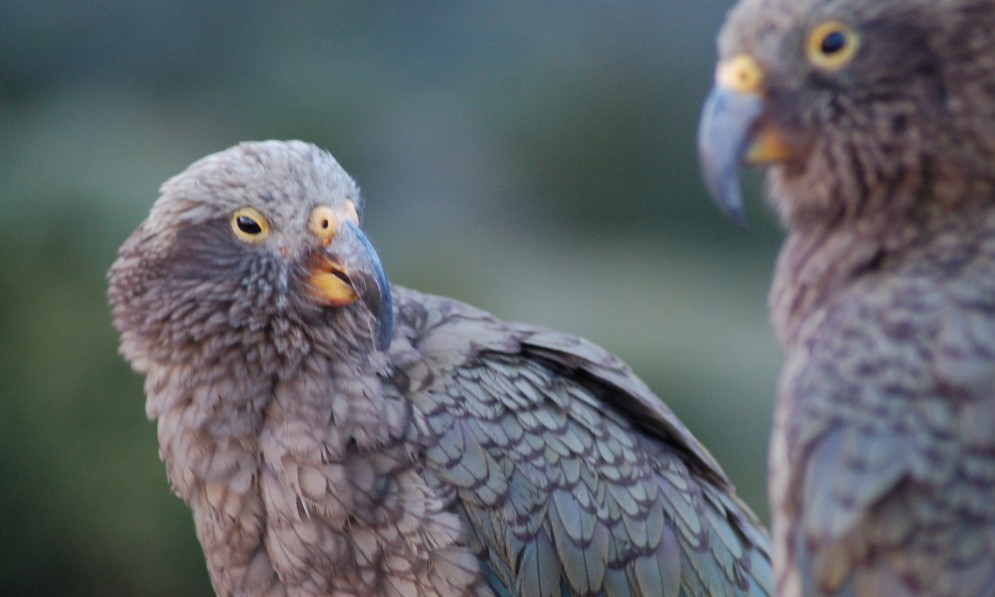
xmin=806 ymin=21 xmax=859 ymax=71
xmin=231 ymin=207 xmax=270 ymax=243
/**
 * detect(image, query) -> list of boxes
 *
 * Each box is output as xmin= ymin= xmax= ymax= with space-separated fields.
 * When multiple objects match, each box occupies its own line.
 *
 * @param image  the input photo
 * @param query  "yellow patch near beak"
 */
xmin=307 ymin=255 xmax=358 ymax=306
xmin=746 ymin=127 xmax=797 ymax=164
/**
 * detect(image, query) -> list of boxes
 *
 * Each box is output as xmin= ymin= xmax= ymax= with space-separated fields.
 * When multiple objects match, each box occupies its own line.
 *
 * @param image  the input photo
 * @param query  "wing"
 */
xmin=391 ymin=287 xmax=772 ymax=597
xmin=774 ymin=257 xmax=995 ymax=597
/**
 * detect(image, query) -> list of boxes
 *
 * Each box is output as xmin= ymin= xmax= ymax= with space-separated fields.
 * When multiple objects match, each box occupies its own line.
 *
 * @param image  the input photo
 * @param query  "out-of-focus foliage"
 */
xmin=0 ymin=2 xmax=782 ymax=595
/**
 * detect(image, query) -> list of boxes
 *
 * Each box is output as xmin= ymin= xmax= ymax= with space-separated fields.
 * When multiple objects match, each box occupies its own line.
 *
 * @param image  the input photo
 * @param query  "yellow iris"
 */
xmin=807 ymin=21 xmax=859 ymax=71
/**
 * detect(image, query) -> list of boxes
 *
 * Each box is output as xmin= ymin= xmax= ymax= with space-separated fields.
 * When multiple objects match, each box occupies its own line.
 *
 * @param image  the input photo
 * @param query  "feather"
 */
xmin=111 ymin=140 xmax=772 ymax=596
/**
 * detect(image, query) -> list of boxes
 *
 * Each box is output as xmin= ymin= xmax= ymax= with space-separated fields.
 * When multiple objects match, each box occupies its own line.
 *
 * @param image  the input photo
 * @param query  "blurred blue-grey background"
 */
xmin=0 ymin=2 xmax=783 ymax=594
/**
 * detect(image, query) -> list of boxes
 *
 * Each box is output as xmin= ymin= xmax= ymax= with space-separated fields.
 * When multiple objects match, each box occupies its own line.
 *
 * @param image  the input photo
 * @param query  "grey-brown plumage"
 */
xmin=697 ymin=0 xmax=995 ymax=595
xmin=108 ymin=140 xmax=771 ymax=596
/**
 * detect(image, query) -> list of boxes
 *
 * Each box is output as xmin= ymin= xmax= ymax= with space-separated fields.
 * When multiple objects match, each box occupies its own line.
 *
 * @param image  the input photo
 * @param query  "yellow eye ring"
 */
xmin=307 ymin=201 xmax=361 ymax=243
xmin=309 ymin=205 xmax=338 ymax=242
xmin=231 ymin=207 xmax=270 ymax=243
xmin=806 ymin=21 xmax=859 ymax=71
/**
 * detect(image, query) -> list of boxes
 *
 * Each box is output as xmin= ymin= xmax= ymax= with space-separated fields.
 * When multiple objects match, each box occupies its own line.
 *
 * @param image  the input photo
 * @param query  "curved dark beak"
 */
xmin=308 ymin=221 xmax=393 ymax=350
xmin=697 ymin=84 xmax=764 ymax=227
xmin=697 ymin=53 xmax=796 ymax=227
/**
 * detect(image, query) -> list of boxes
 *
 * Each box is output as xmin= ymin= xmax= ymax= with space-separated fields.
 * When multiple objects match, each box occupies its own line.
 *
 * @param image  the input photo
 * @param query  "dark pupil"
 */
xmin=236 ymin=215 xmax=262 ymax=234
xmin=821 ymin=31 xmax=847 ymax=55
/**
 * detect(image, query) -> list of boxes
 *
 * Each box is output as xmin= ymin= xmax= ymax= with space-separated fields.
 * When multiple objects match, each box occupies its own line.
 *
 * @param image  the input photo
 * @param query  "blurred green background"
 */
xmin=0 ymin=2 xmax=784 ymax=595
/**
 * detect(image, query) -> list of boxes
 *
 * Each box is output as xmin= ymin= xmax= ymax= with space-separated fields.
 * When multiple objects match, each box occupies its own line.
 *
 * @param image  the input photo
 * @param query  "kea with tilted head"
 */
xmin=109 ymin=140 xmax=771 ymax=596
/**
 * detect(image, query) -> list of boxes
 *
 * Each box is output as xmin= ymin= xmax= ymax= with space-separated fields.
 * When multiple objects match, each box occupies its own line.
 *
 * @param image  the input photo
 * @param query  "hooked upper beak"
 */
xmin=697 ymin=54 xmax=797 ymax=226
xmin=307 ymin=219 xmax=393 ymax=351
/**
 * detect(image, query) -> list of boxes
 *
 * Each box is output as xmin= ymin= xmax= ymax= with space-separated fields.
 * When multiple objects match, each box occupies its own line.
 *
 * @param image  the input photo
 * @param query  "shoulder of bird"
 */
xmin=391 ymin=286 xmax=733 ymax=488
xmin=388 ymin=286 xmax=772 ymax=596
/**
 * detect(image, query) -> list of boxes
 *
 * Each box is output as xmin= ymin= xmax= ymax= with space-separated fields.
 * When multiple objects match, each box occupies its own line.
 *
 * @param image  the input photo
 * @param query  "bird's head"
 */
xmin=697 ymin=0 xmax=995 ymax=227
xmin=108 ymin=141 xmax=393 ymax=374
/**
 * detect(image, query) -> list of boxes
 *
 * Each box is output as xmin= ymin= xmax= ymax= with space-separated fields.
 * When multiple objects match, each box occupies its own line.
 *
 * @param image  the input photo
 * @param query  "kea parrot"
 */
xmin=698 ymin=0 xmax=995 ymax=595
xmin=108 ymin=140 xmax=771 ymax=596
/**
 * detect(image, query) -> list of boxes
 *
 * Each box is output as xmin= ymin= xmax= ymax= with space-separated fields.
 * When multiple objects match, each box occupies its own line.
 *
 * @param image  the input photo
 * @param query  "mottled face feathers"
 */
xmin=108 ymin=140 xmax=392 ymax=377
xmin=700 ymin=0 xmax=995 ymax=227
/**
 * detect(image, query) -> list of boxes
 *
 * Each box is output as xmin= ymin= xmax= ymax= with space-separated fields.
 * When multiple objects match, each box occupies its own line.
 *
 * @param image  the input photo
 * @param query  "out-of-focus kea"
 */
xmin=698 ymin=0 xmax=995 ymax=594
